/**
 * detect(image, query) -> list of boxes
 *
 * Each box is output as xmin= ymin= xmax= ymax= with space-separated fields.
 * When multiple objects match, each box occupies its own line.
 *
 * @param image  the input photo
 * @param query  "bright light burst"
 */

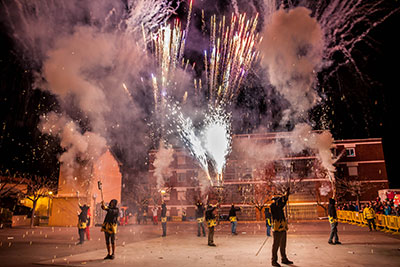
xmin=168 ymin=100 xmax=232 ymax=187
xmin=170 ymin=103 xmax=212 ymax=184
xmin=203 ymin=105 xmax=232 ymax=186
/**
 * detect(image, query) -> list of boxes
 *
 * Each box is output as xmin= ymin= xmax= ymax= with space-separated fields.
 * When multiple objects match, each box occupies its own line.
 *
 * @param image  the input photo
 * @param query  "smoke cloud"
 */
xmin=289 ymin=123 xmax=335 ymax=174
xmin=259 ymin=7 xmax=324 ymax=122
xmin=235 ymin=137 xmax=284 ymax=168
xmin=39 ymin=112 xmax=107 ymax=179
xmin=1 ymin=0 xmax=184 ymax=182
xmin=153 ymin=141 xmax=174 ymax=190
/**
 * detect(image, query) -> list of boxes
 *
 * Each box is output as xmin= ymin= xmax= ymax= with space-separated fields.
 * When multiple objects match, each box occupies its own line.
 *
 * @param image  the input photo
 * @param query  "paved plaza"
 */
xmin=1 ymin=221 xmax=399 ymax=266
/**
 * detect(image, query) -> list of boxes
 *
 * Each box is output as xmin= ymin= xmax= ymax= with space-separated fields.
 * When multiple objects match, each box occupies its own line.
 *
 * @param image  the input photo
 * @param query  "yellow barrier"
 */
xmin=360 ymin=213 xmax=368 ymax=226
xmin=346 ymin=211 xmax=352 ymax=223
xmin=353 ymin=212 xmax=362 ymax=224
xmin=337 ymin=210 xmax=345 ymax=222
xmin=387 ymin=216 xmax=398 ymax=232
xmin=376 ymin=214 xmax=385 ymax=230
xmin=338 ymin=210 xmax=400 ymax=233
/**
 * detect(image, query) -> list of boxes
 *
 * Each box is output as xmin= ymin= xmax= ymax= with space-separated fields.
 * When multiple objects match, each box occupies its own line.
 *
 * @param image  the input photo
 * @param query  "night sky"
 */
xmin=0 ymin=1 xmax=399 ymax=188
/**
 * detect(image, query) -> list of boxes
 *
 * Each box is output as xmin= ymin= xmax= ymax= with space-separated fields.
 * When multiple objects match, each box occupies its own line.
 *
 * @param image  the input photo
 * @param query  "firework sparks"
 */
xmin=168 ymin=100 xmax=232 ymax=187
xmin=150 ymin=1 xmax=192 ymax=112
xmin=203 ymin=105 xmax=232 ymax=186
xmin=312 ymin=0 xmax=400 ymax=82
xmin=171 ymin=103 xmax=212 ymax=184
xmin=199 ymin=12 xmax=261 ymax=105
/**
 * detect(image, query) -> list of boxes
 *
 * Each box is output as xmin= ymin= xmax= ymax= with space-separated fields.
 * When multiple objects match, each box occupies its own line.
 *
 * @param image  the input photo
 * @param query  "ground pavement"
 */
xmin=1 ymin=221 xmax=399 ymax=267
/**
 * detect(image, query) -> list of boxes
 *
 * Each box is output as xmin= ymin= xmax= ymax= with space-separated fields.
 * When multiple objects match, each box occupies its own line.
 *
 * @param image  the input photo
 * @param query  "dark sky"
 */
xmin=0 ymin=1 xmax=399 ymax=187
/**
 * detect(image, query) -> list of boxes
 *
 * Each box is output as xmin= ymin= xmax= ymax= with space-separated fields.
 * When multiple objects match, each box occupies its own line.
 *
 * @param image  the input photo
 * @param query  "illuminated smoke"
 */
xmin=153 ymin=140 xmax=174 ymax=190
xmin=319 ymin=182 xmax=332 ymax=196
xmin=126 ymin=0 xmax=182 ymax=41
xmin=259 ymin=7 xmax=324 ymax=122
xmin=39 ymin=112 xmax=107 ymax=180
xmin=289 ymin=123 xmax=335 ymax=176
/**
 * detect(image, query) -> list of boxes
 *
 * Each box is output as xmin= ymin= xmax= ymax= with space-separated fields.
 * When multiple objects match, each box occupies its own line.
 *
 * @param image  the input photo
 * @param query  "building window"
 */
xmin=348 ymin=166 xmax=358 ymax=176
xmin=177 ymin=156 xmax=186 ymax=165
xmin=177 ymin=190 xmax=186 ymax=201
xmin=346 ymin=148 xmax=356 ymax=157
xmin=177 ymin=172 xmax=186 ymax=182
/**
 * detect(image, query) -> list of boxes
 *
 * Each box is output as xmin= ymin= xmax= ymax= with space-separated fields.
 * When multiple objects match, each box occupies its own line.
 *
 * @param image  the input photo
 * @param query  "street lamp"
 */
xmin=47 ymin=191 xmax=53 ymax=217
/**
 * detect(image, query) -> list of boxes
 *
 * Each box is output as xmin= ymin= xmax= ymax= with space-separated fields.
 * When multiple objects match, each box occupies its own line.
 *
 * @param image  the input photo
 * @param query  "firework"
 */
xmin=150 ymin=0 xmax=193 ymax=112
xmin=171 ymin=103 xmax=212 ymax=184
xmin=203 ymin=105 xmax=232 ymax=186
xmin=199 ymin=12 xmax=261 ymax=105
xmin=126 ymin=0 xmax=182 ymax=41
xmin=311 ymin=0 xmax=400 ymax=82
xmin=168 ymin=99 xmax=232 ymax=187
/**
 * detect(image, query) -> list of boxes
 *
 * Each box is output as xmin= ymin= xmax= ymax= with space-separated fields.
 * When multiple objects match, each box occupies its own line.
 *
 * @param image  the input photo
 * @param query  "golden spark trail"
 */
xmin=202 ymin=13 xmax=261 ymax=105
xmin=150 ymin=2 xmax=193 ymax=112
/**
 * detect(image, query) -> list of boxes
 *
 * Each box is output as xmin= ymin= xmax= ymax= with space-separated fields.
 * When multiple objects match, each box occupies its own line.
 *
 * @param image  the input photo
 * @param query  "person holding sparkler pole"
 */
xmin=101 ymin=199 xmax=119 ymax=260
xmin=229 ymin=204 xmax=241 ymax=235
xmin=98 ymin=182 xmax=119 ymax=260
xmin=270 ymin=188 xmax=293 ymax=267
xmin=206 ymin=200 xmax=219 ymax=246
xmin=196 ymin=199 xmax=206 ymax=237
xmin=265 ymin=205 xmax=272 ymax=237
xmin=328 ymin=198 xmax=341 ymax=244
xmin=76 ymin=191 xmax=88 ymax=245
xmin=161 ymin=201 xmax=167 ymax=237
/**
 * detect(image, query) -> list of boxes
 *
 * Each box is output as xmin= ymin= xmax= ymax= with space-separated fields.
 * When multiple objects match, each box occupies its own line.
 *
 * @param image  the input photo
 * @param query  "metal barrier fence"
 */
xmin=337 ymin=210 xmax=400 ymax=234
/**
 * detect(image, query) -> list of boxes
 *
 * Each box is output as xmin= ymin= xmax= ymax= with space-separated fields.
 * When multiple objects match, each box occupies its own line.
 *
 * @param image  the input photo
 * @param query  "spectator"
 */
xmin=375 ymin=202 xmax=384 ymax=214
xmin=384 ymin=204 xmax=392 ymax=216
xmin=354 ymin=202 xmax=359 ymax=212
xmin=349 ymin=202 xmax=355 ymax=212
xmin=363 ymin=203 xmax=376 ymax=231
xmin=152 ymin=206 xmax=159 ymax=225
xmin=395 ymin=206 xmax=400 ymax=216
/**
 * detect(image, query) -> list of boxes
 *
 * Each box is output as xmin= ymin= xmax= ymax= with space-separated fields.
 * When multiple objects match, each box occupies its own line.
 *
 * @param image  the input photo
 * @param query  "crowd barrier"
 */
xmin=337 ymin=210 xmax=400 ymax=234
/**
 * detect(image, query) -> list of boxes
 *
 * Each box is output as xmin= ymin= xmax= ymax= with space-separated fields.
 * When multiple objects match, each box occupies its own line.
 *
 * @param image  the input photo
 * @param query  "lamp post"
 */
xmin=47 ymin=191 xmax=53 ymax=217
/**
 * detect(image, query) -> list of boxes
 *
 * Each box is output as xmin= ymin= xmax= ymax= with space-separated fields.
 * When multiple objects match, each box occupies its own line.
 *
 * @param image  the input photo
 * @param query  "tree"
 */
xmin=25 ymin=175 xmax=57 ymax=228
xmin=0 ymin=174 xmax=27 ymax=200
xmin=335 ymin=176 xmax=363 ymax=207
xmin=306 ymin=181 xmax=332 ymax=216
xmin=308 ymin=166 xmax=334 ymax=216
xmin=243 ymin=167 xmax=275 ymax=220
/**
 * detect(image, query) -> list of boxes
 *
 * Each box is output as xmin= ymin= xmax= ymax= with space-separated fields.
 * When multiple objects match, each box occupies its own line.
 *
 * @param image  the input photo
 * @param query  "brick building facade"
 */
xmin=148 ymin=133 xmax=388 ymax=220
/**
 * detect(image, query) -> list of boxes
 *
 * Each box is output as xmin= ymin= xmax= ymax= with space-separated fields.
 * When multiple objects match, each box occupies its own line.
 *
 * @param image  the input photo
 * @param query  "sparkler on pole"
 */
xmin=169 ymin=101 xmax=232 ymax=187
xmin=203 ymin=105 xmax=232 ymax=187
xmin=173 ymin=105 xmax=212 ymax=185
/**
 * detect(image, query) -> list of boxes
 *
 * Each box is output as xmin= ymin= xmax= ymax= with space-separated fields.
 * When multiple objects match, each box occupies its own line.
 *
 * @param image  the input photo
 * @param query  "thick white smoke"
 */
xmin=235 ymin=137 xmax=284 ymax=168
xmin=289 ymin=123 xmax=335 ymax=175
xmin=153 ymin=141 xmax=174 ymax=190
xmin=3 ymin=0 xmax=181 ymax=175
xmin=260 ymin=7 xmax=324 ymax=122
xmin=39 ymin=112 xmax=107 ymax=179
